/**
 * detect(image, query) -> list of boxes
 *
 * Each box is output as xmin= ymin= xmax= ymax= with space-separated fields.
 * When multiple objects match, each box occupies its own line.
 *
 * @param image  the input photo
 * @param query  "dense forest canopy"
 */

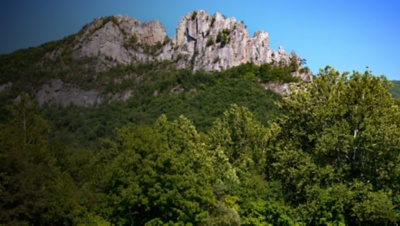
xmin=1 ymin=62 xmax=400 ymax=225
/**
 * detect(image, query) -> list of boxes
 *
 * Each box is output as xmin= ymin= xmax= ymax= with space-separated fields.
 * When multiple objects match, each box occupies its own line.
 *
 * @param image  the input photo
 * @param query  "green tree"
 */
xmin=267 ymin=66 xmax=400 ymax=224
xmin=208 ymin=104 xmax=268 ymax=177
xmin=0 ymin=94 xmax=86 ymax=225
xmin=103 ymin=115 xmax=215 ymax=225
xmin=207 ymin=104 xmax=295 ymax=225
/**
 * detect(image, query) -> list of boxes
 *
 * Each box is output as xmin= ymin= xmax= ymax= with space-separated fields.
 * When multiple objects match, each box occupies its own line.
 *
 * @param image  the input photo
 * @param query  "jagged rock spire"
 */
xmin=68 ymin=10 xmax=311 ymax=82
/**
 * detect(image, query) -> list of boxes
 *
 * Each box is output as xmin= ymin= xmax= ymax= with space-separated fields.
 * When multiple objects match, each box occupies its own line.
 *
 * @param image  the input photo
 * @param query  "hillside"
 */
xmin=0 ymin=10 xmax=311 ymax=108
xmin=1 ymin=10 xmax=400 ymax=226
xmin=0 ymin=10 xmax=308 ymax=144
xmin=39 ymin=63 xmax=293 ymax=147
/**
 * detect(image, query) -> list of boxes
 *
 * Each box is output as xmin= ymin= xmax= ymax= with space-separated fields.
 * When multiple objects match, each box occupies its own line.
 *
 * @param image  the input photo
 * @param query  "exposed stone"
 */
xmin=36 ymin=79 xmax=101 ymax=107
xmin=71 ymin=15 xmax=168 ymax=70
xmin=292 ymin=70 xmax=313 ymax=83
xmin=170 ymin=85 xmax=184 ymax=94
xmin=73 ymin=19 xmax=131 ymax=64
xmin=162 ymin=10 xmax=306 ymax=74
xmin=38 ymin=10 xmax=313 ymax=107
xmin=106 ymin=90 xmax=132 ymax=103
xmin=68 ymin=10 xmax=310 ymax=80
xmin=262 ymin=82 xmax=296 ymax=94
xmin=0 ymin=82 xmax=12 ymax=93
xmin=36 ymin=79 xmax=135 ymax=107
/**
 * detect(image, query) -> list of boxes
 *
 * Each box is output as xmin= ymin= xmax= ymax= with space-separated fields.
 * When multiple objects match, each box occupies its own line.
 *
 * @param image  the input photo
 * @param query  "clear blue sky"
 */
xmin=1 ymin=0 xmax=399 ymax=80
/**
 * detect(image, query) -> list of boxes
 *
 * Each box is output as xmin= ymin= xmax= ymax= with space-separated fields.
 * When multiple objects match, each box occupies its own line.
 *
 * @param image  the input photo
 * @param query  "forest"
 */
xmin=1 ymin=57 xmax=400 ymax=225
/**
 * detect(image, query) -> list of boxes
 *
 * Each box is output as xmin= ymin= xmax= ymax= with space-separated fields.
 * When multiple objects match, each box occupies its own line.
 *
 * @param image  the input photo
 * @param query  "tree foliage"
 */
xmin=0 ymin=94 xmax=90 ymax=225
xmin=1 ymin=66 xmax=400 ymax=225
xmin=267 ymin=66 xmax=400 ymax=225
xmin=102 ymin=115 xmax=215 ymax=225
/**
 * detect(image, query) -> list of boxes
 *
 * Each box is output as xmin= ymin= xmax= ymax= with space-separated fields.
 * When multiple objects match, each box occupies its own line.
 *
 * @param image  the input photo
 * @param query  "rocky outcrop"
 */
xmin=36 ymin=79 xmax=101 ymax=107
xmin=36 ymin=79 xmax=133 ymax=107
xmin=72 ymin=15 xmax=168 ymax=70
xmin=0 ymin=82 xmax=12 ymax=93
xmin=261 ymin=82 xmax=298 ymax=94
xmin=36 ymin=10 xmax=312 ymax=107
xmin=67 ymin=10 xmax=311 ymax=82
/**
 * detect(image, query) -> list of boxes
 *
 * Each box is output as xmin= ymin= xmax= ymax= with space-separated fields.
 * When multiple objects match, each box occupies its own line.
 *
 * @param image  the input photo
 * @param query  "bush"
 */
xmin=210 ymin=17 xmax=216 ymax=27
xmin=191 ymin=11 xmax=197 ymax=20
xmin=216 ymin=29 xmax=231 ymax=46
xmin=206 ymin=37 xmax=215 ymax=47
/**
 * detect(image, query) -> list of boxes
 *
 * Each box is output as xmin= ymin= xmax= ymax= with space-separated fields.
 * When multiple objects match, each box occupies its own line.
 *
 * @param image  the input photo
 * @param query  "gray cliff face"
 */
xmin=36 ymin=79 xmax=102 ymax=107
xmin=70 ymin=10 xmax=310 ymax=79
xmin=36 ymin=79 xmax=132 ymax=107
xmin=162 ymin=10 xmax=300 ymax=73
xmin=37 ymin=10 xmax=312 ymax=107
xmin=72 ymin=15 xmax=168 ymax=70
xmin=0 ymin=82 xmax=12 ymax=93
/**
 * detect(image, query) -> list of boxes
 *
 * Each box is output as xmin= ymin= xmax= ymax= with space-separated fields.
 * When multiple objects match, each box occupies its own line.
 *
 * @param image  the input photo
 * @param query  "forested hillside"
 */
xmin=1 ymin=63 xmax=400 ymax=225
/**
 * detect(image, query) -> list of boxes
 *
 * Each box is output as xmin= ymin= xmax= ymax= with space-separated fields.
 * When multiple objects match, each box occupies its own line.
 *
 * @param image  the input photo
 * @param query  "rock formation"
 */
xmin=36 ymin=10 xmax=312 ymax=107
xmin=71 ymin=15 xmax=168 ymax=70
xmin=0 ymin=82 xmax=12 ymax=93
xmin=169 ymin=11 xmax=292 ymax=71
xmin=168 ymin=10 xmax=302 ymax=73
xmin=69 ymin=10 xmax=312 ymax=81
xmin=36 ymin=79 xmax=132 ymax=107
xmin=36 ymin=79 xmax=101 ymax=107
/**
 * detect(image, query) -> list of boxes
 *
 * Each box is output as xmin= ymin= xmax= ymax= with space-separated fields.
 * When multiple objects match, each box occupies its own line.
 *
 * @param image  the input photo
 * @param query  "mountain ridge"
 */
xmin=1 ymin=10 xmax=313 ymax=107
xmin=65 ymin=10 xmax=311 ymax=78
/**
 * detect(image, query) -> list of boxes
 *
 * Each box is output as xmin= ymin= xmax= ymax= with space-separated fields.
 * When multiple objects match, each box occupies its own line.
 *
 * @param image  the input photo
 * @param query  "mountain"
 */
xmin=2 ymin=10 xmax=400 ymax=226
xmin=69 ymin=10 xmax=308 ymax=74
xmin=0 ymin=10 xmax=311 ymax=108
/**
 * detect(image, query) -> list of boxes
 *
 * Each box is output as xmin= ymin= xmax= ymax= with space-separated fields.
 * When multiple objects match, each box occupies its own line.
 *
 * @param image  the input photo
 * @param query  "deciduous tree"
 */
xmin=267 ymin=66 xmax=400 ymax=224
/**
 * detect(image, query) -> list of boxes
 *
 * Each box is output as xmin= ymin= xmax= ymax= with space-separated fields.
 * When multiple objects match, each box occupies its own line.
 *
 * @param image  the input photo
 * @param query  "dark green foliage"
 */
xmin=123 ymin=33 xmax=138 ymax=49
xmin=163 ymin=35 xmax=171 ymax=45
xmin=2 ymin=30 xmax=399 ymax=225
xmin=92 ymin=16 xmax=128 ymax=39
xmin=0 ymin=36 xmax=73 ymax=87
xmin=2 ymin=66 xmax=400 ymax=225
xmin=210 ymin=16 xmax=216 ymax=27
xmin=0 ymin=94 xmax=94 ymax=225
xmin=191 ymin=11 xmax=198 ymax=20
xmin=206 ymin=36 xmax=215 ymax=47
xmin=40 ymin=76 xmax=282 ymax=147
xmin=143 ymin=41 xmax=163 ymax=56
xmin=216 ymin=28 xmax=231 ymax=46
xmin=103 ymin=116 xmax=215 ymax=225
xmin=38 ymin=62 xmax=286 ymax=147
xmin=0 ymin=38 xmax=105 ymax=103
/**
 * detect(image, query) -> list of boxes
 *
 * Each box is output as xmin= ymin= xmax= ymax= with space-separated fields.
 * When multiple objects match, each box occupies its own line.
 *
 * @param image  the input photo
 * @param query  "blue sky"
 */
xmin=1 ymin=0 xmax=399 ymax=80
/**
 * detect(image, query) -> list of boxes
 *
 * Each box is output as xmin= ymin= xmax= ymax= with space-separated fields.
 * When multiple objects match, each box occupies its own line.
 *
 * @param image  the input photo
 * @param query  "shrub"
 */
xmin=191 ymin=11 xmax=197 ymax=20
xmin=210 ymin=17 xmax=216 ymax=27
xmin=163 ymin=36 xmax=171 ymax=45
xmin=216 ymin=30 xmax=230 ymax=46
xmin=206 ymin=37 xmax=215 ymax=47
xmin=124 ymin=34 xmax=138 ymax=49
